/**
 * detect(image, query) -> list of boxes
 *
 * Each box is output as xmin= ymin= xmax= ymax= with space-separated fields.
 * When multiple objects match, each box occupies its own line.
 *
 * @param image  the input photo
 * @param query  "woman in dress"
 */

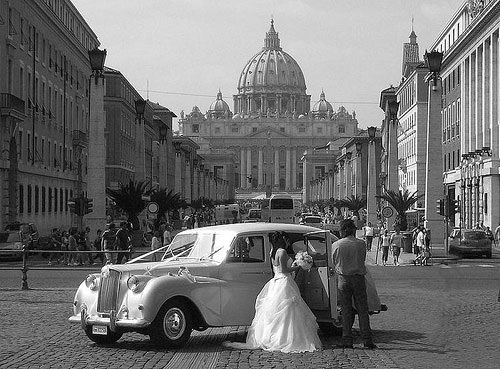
xmin=224 ymin=231 xmax=321 ymax=353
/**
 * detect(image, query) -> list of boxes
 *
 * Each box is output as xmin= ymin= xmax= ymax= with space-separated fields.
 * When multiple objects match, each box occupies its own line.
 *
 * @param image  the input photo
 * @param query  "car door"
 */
xmin=295 ymin=230 xmax=339 ymax=323
xmin=219 ymin=234 xmax=272 ymax=325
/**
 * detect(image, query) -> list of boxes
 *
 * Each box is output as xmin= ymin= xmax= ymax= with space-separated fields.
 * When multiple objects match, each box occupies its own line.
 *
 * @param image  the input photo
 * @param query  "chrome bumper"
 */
xmin=69 ymin=307 xmax=150 ymax=331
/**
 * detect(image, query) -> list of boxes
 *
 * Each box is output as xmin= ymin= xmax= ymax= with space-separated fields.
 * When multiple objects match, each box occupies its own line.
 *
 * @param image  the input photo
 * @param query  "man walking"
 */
xmin=362 ymin=222 xmax=374 ymax=251
xmin=332 ymin=219 xmax=376 ymax=349
xmin=115 ymin=222 xmax=131 ymax=264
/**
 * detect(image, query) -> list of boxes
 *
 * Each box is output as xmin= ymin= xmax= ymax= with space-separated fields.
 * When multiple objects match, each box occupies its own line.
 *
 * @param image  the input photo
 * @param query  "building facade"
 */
xmin=0 ymin=0 xmax=99 ymax=234
xmin=437 ymin=0 xmax=500 ymax=229
xmin=178 ymin=21 xmax=359 ymax=203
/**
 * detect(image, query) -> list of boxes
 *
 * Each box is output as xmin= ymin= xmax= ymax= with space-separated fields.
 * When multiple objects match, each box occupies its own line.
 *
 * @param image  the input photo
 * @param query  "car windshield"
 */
xmin=165 ymin=230 xmax=235 ymax=262
xmin=464 ymin=231 xmax=486 ymax=240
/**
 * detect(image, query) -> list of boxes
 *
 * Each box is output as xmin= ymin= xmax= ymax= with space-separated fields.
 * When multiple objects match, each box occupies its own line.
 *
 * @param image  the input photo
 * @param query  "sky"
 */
xmin=72 ymin=0 xmax=463 ymax=130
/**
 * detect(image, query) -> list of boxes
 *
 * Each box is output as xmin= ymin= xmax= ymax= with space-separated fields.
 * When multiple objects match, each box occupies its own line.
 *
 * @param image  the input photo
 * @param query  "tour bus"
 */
xmin=261 ymin=194 xmax=295 ymax=223
xmin=214 ymin=204 xmax=241 ymax=224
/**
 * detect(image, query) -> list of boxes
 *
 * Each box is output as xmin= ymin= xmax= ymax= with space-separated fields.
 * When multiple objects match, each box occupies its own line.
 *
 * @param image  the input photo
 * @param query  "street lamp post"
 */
xmin=423 ymin=50 xmax=445 ymax=252
xmin=135 ymin=98 xmax=147 ymax=182
xmin=86 ymin=47 xmax=107 ymax=234
xmin=366 ymin=126 xmax=377 ymax=225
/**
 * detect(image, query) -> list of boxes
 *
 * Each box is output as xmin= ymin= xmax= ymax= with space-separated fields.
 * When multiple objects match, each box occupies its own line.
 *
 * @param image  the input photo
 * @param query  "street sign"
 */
xmin=147 ymin=202 xmax=159 ymax=214
xmin=381 ymin=206 xmax=394 ymax=218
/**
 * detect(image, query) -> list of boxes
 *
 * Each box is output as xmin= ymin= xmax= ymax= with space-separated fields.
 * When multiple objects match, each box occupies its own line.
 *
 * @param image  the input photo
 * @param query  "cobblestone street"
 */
xmin=1 ymin=261 xmax=499 ymax=369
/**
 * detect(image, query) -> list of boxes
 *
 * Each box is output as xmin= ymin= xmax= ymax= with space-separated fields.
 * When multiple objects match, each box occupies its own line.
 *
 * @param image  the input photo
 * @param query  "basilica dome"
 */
xmin=237 ymin=20 xmax=306 ymax=94
xmin=312 ymin=90 xmax=333 ymax=119
xmin=234 ymin=20 xmax=310 ymax=117
xmin=208 ymin=90 xmax=231 ymax=118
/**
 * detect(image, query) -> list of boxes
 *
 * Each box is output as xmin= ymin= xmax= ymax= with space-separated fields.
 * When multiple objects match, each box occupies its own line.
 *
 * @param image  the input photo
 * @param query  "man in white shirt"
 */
xmin=363 ymin=222 xmax=374 ymax=251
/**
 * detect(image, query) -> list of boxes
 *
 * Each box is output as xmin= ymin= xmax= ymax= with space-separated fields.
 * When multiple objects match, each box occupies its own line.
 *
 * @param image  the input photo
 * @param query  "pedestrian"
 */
xmin=413 ymin=227 xmax=426 ymax=265
xmin=115 ymin=222 xmax=130 ymax=264
xmin=332 ymin=219 xmax=376 ymax=349
xmin=60 ymin=230 xmax=69 ymax=265
xmin=83 ymin=227 xmax=94 ymax=265
xmin=362 ymin=222 xmax=374 ymax=251
xmin=92 ymin=229 xmax=104 ymax=265
xmin=48 ymin=228 xmax=62 ymax=265
xmin=380 ymin=230 xmax=391 ymax=266
xmin=494 ymin=222 xmax=500 ymax=244
xmin=151 ymin=230 xmax=162 ymax=262
xmin=67 ymin=228 xmax=78 ymax=266
xmin=163 ymin=223 xmax=172 ymax=248
xmin=101 ymin=223 xmax=117 ymax=265
xmin=390 ymin=228 xmax=404 ymax=266
xmin=485 ymin=226 xmax=494 ymax=242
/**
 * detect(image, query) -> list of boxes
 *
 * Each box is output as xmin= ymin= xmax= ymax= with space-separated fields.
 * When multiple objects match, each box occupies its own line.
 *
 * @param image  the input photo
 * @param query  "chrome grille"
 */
xmin=97 ymin=269 xmax=120 ymax=313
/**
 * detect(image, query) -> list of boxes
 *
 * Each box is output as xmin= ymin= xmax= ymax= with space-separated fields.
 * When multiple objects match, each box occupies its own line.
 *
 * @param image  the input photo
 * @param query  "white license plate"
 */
xmin=92 ymin=325 xmax=108 ymax=335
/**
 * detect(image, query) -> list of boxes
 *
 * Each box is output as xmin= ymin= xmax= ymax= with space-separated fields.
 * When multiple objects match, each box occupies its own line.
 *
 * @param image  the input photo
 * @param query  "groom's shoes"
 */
xmin=363 ymin=342 xmax=378 ymax=350
xmin=336 ymin=343 xmax=353 ymax=349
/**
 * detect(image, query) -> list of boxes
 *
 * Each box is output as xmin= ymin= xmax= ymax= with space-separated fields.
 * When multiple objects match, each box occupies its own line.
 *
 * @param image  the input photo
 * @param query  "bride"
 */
xmin=224 ymin=231 xmax=322 ymax=353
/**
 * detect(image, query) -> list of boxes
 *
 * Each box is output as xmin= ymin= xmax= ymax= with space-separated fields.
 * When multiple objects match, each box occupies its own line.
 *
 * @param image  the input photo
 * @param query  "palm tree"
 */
xmin=328 ymin=198 xmax=344 ymax=216
xmin=339 ymin=196 xmax=366 ymax=219
xmin=377 ymin=189 xmax=423 ymax=231
xmin=106 ymin=179 xmax=153 ymax=230
xmin=150 ymin=188 xmax=188 ymax=226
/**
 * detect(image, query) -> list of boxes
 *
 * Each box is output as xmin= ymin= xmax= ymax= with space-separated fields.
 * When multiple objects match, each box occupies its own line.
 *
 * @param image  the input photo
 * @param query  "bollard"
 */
xmin=21 ymin=244 xmax=29 ymax=290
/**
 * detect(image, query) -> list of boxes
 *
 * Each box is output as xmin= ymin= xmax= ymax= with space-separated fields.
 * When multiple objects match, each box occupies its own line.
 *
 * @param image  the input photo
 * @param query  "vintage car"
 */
xmin=69 ymin=223 xmax=386 ymax=347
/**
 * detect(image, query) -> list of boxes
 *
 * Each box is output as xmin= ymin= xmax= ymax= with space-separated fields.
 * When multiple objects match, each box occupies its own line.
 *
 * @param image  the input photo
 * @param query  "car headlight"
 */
xmin=127 ymin=275 xmax=140 ymax=292
xmin=85 ymin=274 xmax=99 ymax=291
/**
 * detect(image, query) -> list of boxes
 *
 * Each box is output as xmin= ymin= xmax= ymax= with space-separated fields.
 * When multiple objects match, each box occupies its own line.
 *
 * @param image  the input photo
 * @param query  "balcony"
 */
xmin=72 ymin=130 xmax=88 ymax=149
xmin=0 ymin=93 xmax=26 ymax=120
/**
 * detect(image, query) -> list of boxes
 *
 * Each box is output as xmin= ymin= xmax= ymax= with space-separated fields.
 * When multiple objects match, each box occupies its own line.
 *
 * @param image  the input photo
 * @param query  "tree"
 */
xmin=376 ymin=189 xmax=423 ymax=231
xmin=339 ymin=196 xmax=366 ymax=220
xmin=106 ymin=179 xmax=153 ymax=230
xmin=328 ymin=198 xmax=344 ymax=216
xmin=150 ymin=188 xmax=188 ymax=226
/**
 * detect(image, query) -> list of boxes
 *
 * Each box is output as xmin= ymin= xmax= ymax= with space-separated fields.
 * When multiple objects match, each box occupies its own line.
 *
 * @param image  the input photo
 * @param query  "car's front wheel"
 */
xmin=150 ymin=300 xmax=192 ymax=348
xmin=84 ymin=326 xmax=122 ymax=344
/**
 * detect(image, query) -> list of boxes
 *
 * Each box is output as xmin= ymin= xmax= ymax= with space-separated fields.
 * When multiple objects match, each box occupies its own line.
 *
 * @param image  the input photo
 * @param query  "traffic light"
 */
xmin=454 ymin=199 xmax=460 ymax=213
xmin=84 ymin=198 xmax=94 ymax=214
xmin=436 ymin=199 xmax=444 ymax=216
xmin=76 ymin=197 xmax=85 ymax=217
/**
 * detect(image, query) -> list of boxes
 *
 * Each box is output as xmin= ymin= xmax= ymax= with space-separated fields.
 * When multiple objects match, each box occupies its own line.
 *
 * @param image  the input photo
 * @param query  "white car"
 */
xmin=69 ymin=223 xmax=386 ymax=347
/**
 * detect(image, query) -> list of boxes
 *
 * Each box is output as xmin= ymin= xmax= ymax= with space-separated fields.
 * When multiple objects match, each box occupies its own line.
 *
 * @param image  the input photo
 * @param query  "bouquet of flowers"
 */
xmin=294 ymin=251 xmax=313 ymax=271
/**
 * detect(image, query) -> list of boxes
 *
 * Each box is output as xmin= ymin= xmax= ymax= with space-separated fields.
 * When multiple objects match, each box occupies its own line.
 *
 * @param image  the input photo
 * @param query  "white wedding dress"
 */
xmin=224 ymin=256 xmax=322 ymax=353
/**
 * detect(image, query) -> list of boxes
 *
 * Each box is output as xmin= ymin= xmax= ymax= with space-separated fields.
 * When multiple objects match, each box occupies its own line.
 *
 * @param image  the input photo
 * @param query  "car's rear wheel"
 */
xmin=84 ymin=326 xmax=122 ymax=344
xmin=150 ymin=300 xmax=192 ymax=348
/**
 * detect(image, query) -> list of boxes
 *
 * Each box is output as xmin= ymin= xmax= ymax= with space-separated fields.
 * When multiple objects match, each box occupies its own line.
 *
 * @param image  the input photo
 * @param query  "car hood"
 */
xmin=101 ymin=258 xmax=220 ymax=277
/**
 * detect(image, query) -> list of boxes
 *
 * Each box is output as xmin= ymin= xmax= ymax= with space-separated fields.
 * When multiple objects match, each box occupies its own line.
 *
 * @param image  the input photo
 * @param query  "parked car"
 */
xmin=4 ymin=222 xmax=39 ymax=249
xmin=448 ymin=228 xmax=492 ymax=258
xmin=0 ymin=231 xmax=23 ymax=260
xmin=243 ymin=208 xmax=262 ymax=223
xmin=69 ymin=223 xmax=386 ymax=347
xmin=299 ymin=215 xmax=323 ymax=228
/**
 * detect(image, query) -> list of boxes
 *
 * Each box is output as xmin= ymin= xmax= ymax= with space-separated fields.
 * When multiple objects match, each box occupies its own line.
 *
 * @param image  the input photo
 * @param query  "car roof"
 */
xmin=177 ymin=223 xmax=323 ymax=234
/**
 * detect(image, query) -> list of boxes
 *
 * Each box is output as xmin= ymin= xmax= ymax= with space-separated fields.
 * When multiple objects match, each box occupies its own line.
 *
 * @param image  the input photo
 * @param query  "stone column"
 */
xmin=292 ymin=148 xmax=297 ymax=189
xmin=274 ymin=149 xmax=280 ymax=188
xmin=476 ymin=45 xmax=483 ymax=149
xmin=135 ymin=115 xmax=146 ymax=182
xmin=86 ymin=71 xmax=106 ymax=233
xmin=192 ymin=164 xmax=198 ymax=201
xmin=246 ymin=148 xmax=252 ymax=189
xmin=258 ymin=148 xmax=263 ymax=185
xmin=483 ymin=38 xmax=491 ymax=148
xmin=366 ymin=142 xmax=377 ymax=225
xmin=491 ymin=32 xmax=499 ymax=157
xmin=424 ymin=76 xmax=445 ymax=249
xmin=174 ymin=149 xmax=182 ymax=195
xmin=240 ymin=148 xmax=246 ymax=189
xmin=184 ymin=159 xmax=191 ymax=203
xmin=285 ymin=148 xmax=291 ymax=190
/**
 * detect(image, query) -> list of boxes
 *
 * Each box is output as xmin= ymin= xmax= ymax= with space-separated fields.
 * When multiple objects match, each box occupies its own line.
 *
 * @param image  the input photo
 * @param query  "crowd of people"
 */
xmin=46 ymin=221 xmax=134 ymax=266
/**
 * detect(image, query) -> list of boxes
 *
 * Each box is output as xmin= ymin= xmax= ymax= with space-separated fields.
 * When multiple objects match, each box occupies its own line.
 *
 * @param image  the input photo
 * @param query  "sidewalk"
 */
xmin=365 ymin=237 xmax=457 ymax=266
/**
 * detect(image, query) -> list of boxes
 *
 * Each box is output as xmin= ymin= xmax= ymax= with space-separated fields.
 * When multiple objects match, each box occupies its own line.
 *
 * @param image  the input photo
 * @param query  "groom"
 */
xmin=332 ymin=219 xmax=377 ymax=349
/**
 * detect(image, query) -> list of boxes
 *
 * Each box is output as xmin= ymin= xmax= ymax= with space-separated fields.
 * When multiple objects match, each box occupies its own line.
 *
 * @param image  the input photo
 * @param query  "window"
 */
xmin=27 ymin=185 xmax=32 ymax=213
xmin=280 ymin=127 xmax=285 ymax=133
xmin=19 ymin=185 xmax=24 ymax=214
xmin=298 ymin=127 xmax=306 ymax=133
xmin=54 ymin=187 xmax=58 ymax=212
xmin=316 ymin=127 xmax=323 ymax=134
xmin=35 ymin=186 xmax=39 ymax=213
xmin=192 ymin=124 xmax=199 ymax=133
xmin=339 ymin=124 xmax=345 ymax=133
xmin=42 ymin=187 xmax=46 ymax=212
xmin=231 ymin=127 xmax=239 ymax=133
xmin=215 ymin=127 xmax=220 ymax=133
xmin=252 ymin=127 xmax=257 ymax=133
xmin=227 ymin=236 xmax=265 ymax=263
